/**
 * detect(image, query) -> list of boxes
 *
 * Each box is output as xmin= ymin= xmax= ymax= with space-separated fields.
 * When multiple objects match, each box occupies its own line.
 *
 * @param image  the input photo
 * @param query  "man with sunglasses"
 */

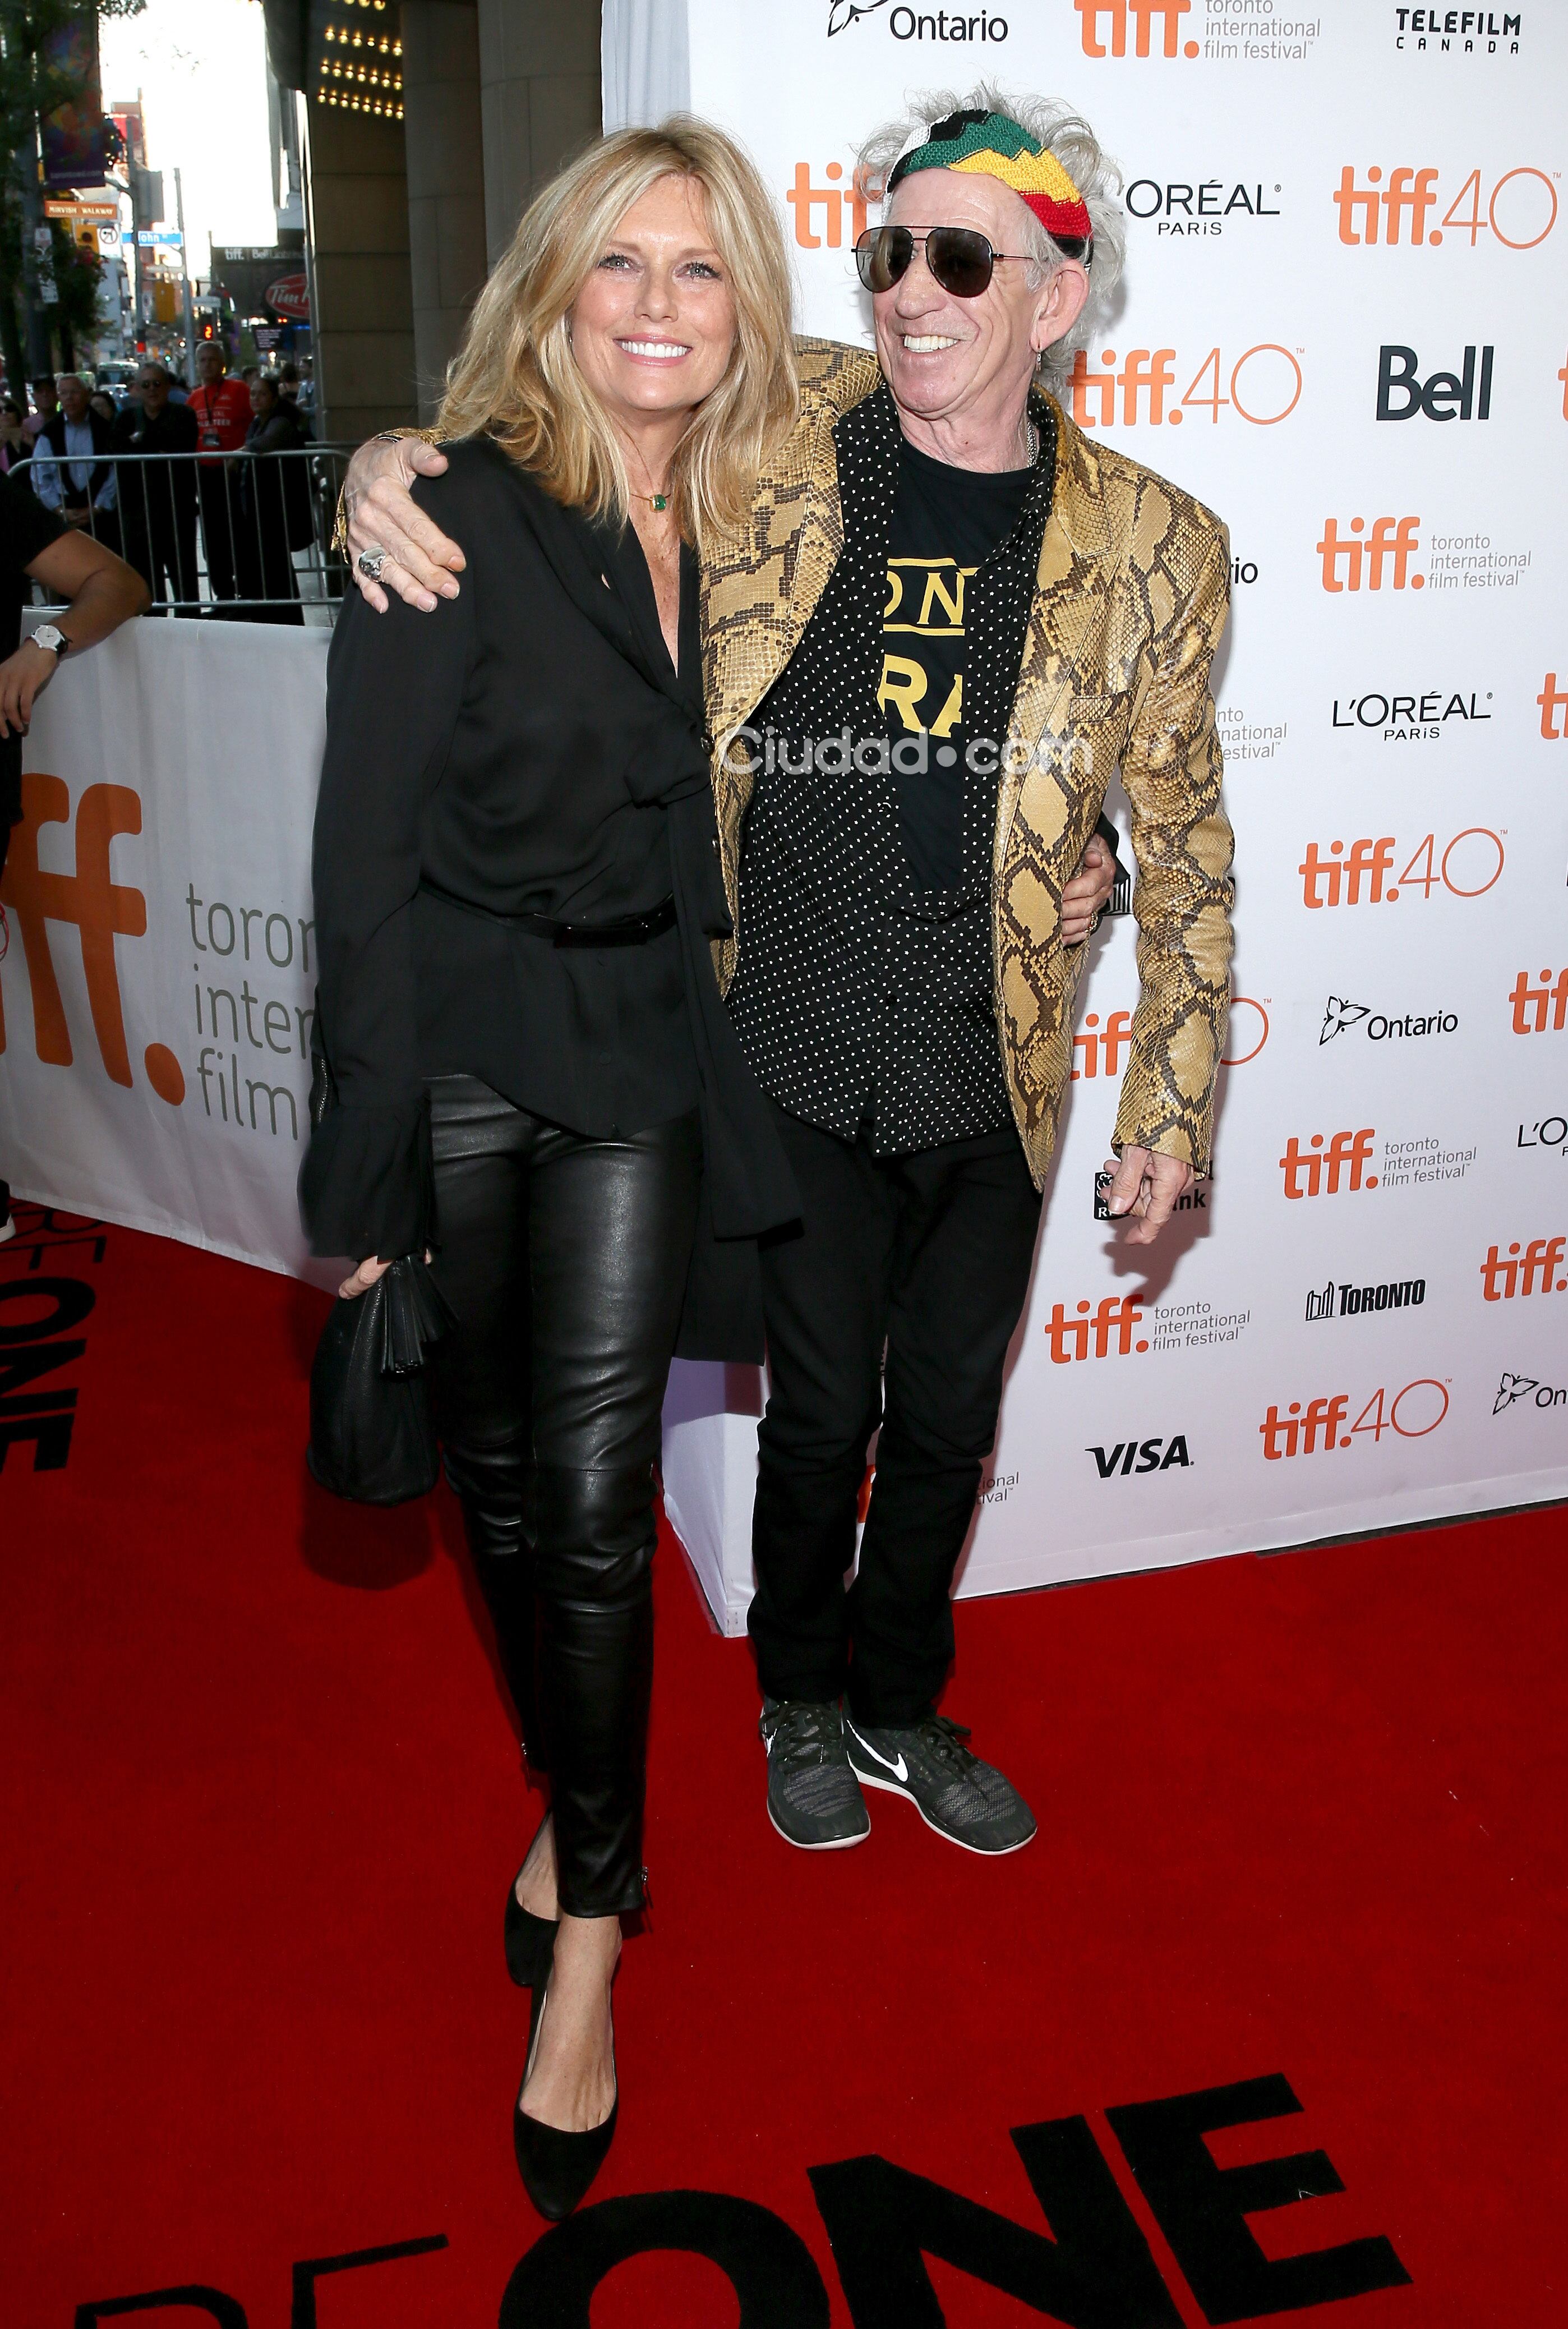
xmin=338 ymin=96 xmax=1233 ymax=1863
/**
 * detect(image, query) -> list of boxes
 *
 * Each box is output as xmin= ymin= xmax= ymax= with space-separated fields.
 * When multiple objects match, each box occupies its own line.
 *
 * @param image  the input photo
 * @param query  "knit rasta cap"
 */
xmin=886 ymin=109 xmax=1093 ymax=259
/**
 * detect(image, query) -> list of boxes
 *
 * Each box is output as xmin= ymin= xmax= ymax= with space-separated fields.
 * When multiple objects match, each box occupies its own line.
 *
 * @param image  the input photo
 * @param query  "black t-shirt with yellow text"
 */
xmin=877 ymin=435 xmax=1035 ymax=893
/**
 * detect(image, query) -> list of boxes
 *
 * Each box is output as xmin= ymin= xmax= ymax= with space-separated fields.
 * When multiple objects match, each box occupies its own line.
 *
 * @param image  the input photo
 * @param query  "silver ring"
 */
xmin=357 ymin=547 xmax=388 ymax=582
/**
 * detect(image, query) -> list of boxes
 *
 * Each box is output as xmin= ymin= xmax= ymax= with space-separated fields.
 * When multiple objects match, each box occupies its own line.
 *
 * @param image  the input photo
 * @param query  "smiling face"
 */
xmin=875 ymin=169 xmax=1088 ymax=458
xmin=566 ymin=172 xmax=738 ymax=441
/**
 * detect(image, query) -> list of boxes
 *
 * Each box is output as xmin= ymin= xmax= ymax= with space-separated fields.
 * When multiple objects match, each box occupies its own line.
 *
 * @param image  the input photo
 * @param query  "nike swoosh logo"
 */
xmin=848 ymin=1725 xmax=907 ymax=1783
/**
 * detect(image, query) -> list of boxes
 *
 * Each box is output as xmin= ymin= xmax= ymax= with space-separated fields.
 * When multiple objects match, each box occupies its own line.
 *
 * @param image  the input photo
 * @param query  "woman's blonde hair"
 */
xmin=436 ymin=119 xmax=798 ymax=544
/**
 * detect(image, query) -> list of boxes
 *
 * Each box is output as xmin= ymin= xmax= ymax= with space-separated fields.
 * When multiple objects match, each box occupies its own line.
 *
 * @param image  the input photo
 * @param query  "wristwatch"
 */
xmin=31 ymin=625 xmax=70 ymax=657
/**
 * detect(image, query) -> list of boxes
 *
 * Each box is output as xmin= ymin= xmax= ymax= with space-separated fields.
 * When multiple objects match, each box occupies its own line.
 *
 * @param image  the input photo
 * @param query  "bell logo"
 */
xmin=1317 ymin=517 xmax=1423 ymax=591
xmin=1074 ymin=0 xmax=1197 ymax=56
xmin=1046 ymin=1293 xmax=1147 ymax=1363
xmin=0 ymin=771 xmax=183 ymax=1103
xmin=1537 ymin=673 xmax=1568 ymax=738
xmin=1279 ymin=1131 xmax=1377 ymax=1198
xmin=1510 ymin=969 xmax=1568 ymax=1034
xmin=785 ymin=162 xmax=868 ymax=250
xmin=1479 ymin=1237 xmax=1567 ymax=1300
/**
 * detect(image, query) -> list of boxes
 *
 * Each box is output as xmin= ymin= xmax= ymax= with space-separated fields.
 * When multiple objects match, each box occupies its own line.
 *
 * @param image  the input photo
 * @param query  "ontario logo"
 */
xmin=1318 ymin=996 xmax=1458 ymax=1046
xmin=826 ymin=1 xmax=1011 ymax=36
xmin=1493 ymin=1370 xmax=1566 ymax=1414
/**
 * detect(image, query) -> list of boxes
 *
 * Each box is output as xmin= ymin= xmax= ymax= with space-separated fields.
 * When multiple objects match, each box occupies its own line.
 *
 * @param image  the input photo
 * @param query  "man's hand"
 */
xmin=62 ymin=508 xmax=90 ymax=529
xmin=1061 ymin=832 xmax=1117 ymax=945
xmin=0 ymin=638 xmax=61 ymax=737
xmin=1105 ymin=1147 xmax=1197 ymax=1248
xmin=343 ymin=436 xmax=462 ymax=613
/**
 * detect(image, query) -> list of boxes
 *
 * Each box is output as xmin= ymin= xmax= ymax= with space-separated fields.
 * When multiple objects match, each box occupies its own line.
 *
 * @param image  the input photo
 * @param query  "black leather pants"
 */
xmin=425 ymin=1075 xmax=702 ymax=1918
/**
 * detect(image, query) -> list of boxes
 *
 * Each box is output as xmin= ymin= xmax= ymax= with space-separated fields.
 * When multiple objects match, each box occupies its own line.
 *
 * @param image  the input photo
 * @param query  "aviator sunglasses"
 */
xmin=854 ymin=223 xmax=1033 ymax=300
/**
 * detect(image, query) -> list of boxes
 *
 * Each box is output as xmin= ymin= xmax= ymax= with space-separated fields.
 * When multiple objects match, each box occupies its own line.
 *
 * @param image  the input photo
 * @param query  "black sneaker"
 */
xmin=844 ymin=1713 xmax=1037 ymax=1855
xmin=759 ymin=1698 xmax=870 ymax=1851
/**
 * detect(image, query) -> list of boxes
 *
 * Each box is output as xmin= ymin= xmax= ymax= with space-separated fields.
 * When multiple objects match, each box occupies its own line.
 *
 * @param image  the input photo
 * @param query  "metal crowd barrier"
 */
xmin=20 ymin=443 xmax=355 ymax=623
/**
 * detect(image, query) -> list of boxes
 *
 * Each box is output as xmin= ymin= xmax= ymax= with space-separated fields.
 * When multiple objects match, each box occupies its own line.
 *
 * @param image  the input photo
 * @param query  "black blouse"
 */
xmin=302 ymin=439 xmax=796 ymax=1325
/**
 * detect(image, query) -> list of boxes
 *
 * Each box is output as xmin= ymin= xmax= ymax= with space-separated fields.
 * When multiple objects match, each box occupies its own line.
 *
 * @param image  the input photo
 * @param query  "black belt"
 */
xmin=419 ymin=877 xmax=676 ymax=949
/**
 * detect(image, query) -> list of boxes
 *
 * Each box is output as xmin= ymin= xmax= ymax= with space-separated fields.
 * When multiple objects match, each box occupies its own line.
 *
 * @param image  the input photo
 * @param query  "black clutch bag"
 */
xmin=307 ymin=1256 xmax=455 ymax=1506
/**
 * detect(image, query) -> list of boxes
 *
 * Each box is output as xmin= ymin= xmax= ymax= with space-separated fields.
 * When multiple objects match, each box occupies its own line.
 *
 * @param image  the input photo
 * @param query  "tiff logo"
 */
xmin=1072 ymin=1009 xmax=1133 ymax=1080
xmin=1260 ymin=1396 xmax=1350 ymax=1458
xmin=1046 ymin=1293 xmax=1147 ymax=1363
xmin=1300 ymin=840 xmax=1395 ymax=906
xmin=1537 ymin=673 xmax=1568 ymax=738
xmin=0 ymin=773 xmax=143 ymax=1083
xmin=1479 ymin=1236 xmax=1566 ymax=1300
xmin=1074 ymin=0 xmax=1197 ymax=57
xmin=1334 ymin=168 xmax=1440 ymax=245
xmin=1280 ymin=1131 xmax=1377 ymax=1199
xmin=1317 ymin=518 xmax=1422 ymax=591
xmin=1510 ymin=969 xmax=1568 ymax=1033
xmin=785 ymin=162 xmax=869 ymax=250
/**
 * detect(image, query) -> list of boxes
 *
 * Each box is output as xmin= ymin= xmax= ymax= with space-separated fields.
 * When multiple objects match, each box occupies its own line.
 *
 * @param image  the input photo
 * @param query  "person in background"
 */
xmin=188 ymin=342 xmax=251 ymax=609
xmin=22 ymin=375 xmax=58 ymax=446
xmin=31 ymin=375 xmax=118 ymax=550
xmin=0 ymin=468 xmax=149 ymax=1241
xmin=114 ymin=361 xmax=200 ymax=611
xmin=237 ymin=374 xmax=309 ymax=622
xmin=0 ymin=401 xmax=29 ymax=474
xmin=277 ymin=360 xmax=301 ymax=405
xmin=89 ymin=390 xmax=116 ymax=427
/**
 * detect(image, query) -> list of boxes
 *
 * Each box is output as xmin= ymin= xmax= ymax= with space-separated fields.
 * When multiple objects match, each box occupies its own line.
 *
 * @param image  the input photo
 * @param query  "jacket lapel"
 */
xmin=994 ymin=395 xmax=1117 ymax=872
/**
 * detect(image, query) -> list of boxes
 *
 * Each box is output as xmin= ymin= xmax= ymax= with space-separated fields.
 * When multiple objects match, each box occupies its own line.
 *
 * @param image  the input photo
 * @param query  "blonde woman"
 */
xmin=303 ymin=125 xmax=803 ymax=2220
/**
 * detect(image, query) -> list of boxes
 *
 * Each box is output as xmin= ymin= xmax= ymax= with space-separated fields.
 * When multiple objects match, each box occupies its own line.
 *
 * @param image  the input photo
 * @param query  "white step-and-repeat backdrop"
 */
xmin=3 ymin=1 xmax=1565 ymax=1627
xmin=606 ymin=0 xmax=1568 ymax=1626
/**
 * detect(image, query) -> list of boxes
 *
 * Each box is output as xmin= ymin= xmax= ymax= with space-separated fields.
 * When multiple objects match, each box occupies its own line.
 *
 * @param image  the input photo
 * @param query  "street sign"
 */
xmin=96 ymin=223 xmax=122 ymax=254
xmin=137 ymin=228 xmax=182 ymax=248
xmin=44 ymin=196 xmax=118 ymax=223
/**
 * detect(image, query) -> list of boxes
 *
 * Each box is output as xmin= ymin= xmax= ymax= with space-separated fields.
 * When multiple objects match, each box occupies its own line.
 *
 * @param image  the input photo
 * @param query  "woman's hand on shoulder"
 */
xmin=344 ymin=436 xmax=465 ymax=614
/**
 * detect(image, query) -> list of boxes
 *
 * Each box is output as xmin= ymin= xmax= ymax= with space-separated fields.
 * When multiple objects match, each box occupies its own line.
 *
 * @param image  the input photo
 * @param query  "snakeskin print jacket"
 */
xmin=702 ymin=339 xmax=1236 ymax=1187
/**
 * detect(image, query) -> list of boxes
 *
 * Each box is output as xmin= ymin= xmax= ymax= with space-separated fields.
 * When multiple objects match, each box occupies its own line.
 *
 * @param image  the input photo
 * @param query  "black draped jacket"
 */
xmin=302 ymin=438 xmax=795 ymax=1357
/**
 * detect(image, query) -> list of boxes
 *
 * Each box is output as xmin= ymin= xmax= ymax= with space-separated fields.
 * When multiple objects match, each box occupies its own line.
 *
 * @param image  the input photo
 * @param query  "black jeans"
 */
xmin=749 ymin=1105 xmax=1043 ymax=1726
xmin=425 ymin=1076 xmax=702 ymax=1918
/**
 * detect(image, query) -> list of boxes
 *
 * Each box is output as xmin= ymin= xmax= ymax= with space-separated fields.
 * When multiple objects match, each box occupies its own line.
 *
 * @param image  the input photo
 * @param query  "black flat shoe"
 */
xmin=504 ymin=1864 xmax=559 ymax=1990
xmin=513 ymin=1983 xmax=618 ymax=2221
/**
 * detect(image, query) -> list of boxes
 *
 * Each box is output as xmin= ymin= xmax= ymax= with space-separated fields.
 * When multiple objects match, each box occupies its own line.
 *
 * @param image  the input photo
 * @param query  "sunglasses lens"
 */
xmin=926 ymin=228 xmax=994 ymax=298
xmin=856 ymin=227 xmax=913 ymax=293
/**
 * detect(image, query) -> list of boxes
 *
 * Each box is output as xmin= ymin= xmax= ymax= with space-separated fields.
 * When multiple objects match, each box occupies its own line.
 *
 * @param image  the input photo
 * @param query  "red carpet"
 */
xmin=4 ymin=1205 xmax=1565 ymax=2327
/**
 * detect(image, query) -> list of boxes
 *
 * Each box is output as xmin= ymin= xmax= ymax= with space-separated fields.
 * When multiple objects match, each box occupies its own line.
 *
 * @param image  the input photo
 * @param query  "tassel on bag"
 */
xmin=307 ymin=1256 xmax=456 ymax=1506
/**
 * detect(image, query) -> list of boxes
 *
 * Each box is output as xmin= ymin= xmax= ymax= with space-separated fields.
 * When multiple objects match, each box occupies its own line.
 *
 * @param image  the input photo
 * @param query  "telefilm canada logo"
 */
xmin=1394 ymin=7 xmax=1521 ymax=53
xmin=1330 ymin=687 xmax=1490 ymax=744
xmin=1318 ymin=996 xmax=1458 ymax=1047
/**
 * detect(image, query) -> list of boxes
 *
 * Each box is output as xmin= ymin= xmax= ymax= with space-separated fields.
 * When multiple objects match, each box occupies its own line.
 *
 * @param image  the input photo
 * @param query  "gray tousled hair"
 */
xmin=856 ymin=86 xmax=1124 ymax=388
